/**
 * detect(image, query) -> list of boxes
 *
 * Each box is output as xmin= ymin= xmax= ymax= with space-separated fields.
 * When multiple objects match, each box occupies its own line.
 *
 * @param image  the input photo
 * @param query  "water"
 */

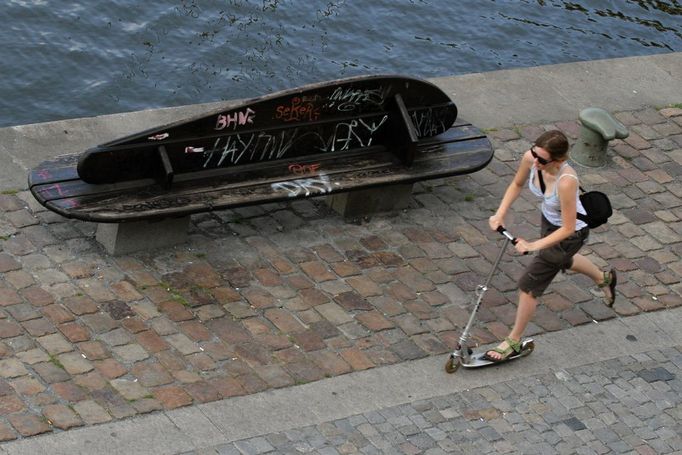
xmin=1 ymin=0 xmax=680 ymax=128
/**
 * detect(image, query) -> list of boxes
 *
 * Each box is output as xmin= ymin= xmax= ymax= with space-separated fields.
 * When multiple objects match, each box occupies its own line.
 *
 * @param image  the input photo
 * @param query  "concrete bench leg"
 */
xmin=96 ymin=216 xmax=190 ymax=255
xmin=326 ymin=184 xmax=414 ymax=219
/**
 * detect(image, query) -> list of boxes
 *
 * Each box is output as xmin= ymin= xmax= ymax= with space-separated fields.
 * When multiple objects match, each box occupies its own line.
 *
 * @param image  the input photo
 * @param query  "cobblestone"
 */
xmin=204 ymin=348 xmax=681 ymax=453
xmin=0 ymin=107 xmax=681 ymax=444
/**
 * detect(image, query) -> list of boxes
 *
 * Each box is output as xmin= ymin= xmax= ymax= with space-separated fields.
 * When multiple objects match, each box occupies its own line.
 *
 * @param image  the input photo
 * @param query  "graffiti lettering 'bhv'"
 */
xmin=215 ymin=108 xmax=256 ymax=131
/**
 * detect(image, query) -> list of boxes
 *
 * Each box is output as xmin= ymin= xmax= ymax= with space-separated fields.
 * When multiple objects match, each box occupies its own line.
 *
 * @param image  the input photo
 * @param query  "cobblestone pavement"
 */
xmin=191 ymin=346 xmax=682 ymax=455
xmin=0 ymin=107 xmax=680 ymax=441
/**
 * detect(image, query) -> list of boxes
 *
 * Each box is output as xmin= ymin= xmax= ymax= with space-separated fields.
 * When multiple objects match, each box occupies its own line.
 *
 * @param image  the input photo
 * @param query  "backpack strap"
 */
xmin=541 ymin=170 xmax=590 ymax=224
xmin=540 ymin=169 xmax=587 ymax=194
xmin=577 ymin=181 xmax=589 ymax=224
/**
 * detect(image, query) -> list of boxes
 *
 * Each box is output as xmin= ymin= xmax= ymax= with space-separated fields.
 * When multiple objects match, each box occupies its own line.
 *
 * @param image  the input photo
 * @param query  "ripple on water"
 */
xmin=0 ymin=0 xmax=680 ymax=127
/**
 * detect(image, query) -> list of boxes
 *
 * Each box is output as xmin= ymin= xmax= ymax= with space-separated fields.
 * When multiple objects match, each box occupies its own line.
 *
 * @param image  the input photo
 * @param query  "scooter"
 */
xmin=445 ymin=226 xmax=535 ymax=373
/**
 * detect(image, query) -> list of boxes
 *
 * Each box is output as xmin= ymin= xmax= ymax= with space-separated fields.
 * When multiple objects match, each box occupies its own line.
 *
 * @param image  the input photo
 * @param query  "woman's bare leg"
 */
xmin=487 ymin=290 xmax=537 ymax=360
xmin=488 ymin=254 xmax=612 ymax=360
xmin=570 ymin=253 xmax=612 ymax=300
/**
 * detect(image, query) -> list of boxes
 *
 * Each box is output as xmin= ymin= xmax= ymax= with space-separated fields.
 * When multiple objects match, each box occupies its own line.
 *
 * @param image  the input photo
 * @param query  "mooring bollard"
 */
xmin=571 ymin=107 xmax=629 ymax=167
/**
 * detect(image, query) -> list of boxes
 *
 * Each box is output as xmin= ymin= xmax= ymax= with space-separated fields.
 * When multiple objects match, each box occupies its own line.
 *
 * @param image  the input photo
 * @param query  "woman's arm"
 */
xmin=489 ymin=150 xmax=534 ymax=230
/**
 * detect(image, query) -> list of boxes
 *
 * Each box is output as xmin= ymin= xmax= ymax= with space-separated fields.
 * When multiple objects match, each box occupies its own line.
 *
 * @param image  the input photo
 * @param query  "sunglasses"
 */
xmin=531 ymin=146 xmax=553 ymax=165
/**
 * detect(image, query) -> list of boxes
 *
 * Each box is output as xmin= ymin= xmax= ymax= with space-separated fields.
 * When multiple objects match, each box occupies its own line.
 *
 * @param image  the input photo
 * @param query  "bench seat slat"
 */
xmin=32 ymin=146 xmax=393 ymax=202
xmin=43 ymin=137 xmax=491 ymax=222
xmin=31 ymin=128 xmax=487 ymax=204
xmin=28 ymin=154 xmax=80 ymax=186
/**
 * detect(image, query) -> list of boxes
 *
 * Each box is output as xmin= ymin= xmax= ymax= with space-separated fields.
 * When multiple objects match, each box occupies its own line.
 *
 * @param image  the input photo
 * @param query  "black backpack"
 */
xmin=577 ymin=189 xmax=612 ymax=228
xmin=539 ymin=171 xmax=612 ymax=229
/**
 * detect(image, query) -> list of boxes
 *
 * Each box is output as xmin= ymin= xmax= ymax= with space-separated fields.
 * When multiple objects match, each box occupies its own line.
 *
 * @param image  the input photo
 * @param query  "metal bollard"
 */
xmin=571 ymin=107 xmax=629 ymax=167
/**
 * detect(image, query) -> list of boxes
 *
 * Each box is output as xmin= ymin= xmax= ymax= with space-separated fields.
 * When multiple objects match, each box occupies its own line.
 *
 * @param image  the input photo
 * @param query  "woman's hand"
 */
xmin=488 ymin=214 xmax=504 ymax=231
xmin=514 ymin=238 xmax=535 ymax=254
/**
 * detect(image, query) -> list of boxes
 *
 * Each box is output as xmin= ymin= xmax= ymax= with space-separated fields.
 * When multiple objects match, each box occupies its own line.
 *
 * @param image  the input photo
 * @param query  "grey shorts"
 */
xmin=518 ymin=216 xmax=589 ymax=297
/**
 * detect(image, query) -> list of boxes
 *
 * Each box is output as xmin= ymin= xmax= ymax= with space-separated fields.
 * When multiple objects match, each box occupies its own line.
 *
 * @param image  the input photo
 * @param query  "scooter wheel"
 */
xmin=444 ymin=356 xmax=461 ymax=374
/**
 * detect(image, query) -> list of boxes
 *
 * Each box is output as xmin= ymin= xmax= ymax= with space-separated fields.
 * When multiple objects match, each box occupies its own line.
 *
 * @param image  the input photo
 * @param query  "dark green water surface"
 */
xmin=1 ymin=0 xmax=680 ymax=127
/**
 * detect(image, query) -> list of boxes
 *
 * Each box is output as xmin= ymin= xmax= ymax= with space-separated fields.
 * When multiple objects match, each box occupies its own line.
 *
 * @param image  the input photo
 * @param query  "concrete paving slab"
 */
xmin=641 ymin=309 xmax=682 ymax=345
xmin=540 ymin=316 xmax=674 ymax=372
xmin=537 ymin=55 xmax=680 ymax=113
xmin=650 ymin=50 xmax=682 ymax=77
xmin=433 ymin=70 xmax=579 ymax=129
xmin=198 ymin=385 xmax=351 ymax=443
xmin=601 ymin=318 xmax=672 ymax=352
xmin=433 ymin=53 xmax=682 ymax=129
xmin=165 ymin=407 xmax=226 ymax=450
xmin=2 ymin=414 xmax=193 ymax=455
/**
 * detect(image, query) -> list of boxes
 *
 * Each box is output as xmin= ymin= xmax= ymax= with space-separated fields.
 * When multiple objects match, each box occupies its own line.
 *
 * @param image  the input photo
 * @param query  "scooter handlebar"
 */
xmin=496 ymin=225 xmax=516 ymax=243
xmin=496 ymin=226 xmax=530 ymax=254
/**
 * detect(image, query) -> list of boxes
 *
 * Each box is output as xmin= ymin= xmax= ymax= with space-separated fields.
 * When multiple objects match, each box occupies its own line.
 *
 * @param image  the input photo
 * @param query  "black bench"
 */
xmin=28 ymin=75 xmax=493 ymax=254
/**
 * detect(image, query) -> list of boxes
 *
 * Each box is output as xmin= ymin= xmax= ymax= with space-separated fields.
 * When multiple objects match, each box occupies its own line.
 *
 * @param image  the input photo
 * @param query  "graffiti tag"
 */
xmin=196 ymin=114 xmax=389 ymax=169
xmin=288 ymin=163 xmax=321 ymax=175
xmin=275 ymin=97 xmax=321 ymax=122
xmin=215 ymin=108 xmax=256 ymax=131
xmin=271 ymin=174 xmax=333 ymax=197
xmin=325 ymin=86 xmax=390 ymax=112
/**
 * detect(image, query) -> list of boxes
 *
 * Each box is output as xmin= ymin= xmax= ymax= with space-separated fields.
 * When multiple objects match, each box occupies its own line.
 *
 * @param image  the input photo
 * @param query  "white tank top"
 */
xmin=529 ymin=163 xmax=588 ymax=230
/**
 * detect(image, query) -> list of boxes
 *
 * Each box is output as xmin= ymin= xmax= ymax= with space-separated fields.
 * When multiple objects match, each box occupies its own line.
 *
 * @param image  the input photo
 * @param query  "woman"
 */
xmin=486 ymin=130 xmax=616 ymax=362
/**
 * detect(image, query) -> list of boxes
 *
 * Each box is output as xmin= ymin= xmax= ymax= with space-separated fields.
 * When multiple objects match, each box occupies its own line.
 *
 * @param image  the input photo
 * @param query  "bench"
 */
xmin=28 ymin=75 xmax=493 ymax=254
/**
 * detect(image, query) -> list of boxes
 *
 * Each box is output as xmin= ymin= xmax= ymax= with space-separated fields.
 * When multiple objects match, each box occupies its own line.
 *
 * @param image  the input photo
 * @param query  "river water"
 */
xmin=1 ymin=0 xmax=680 ymax=127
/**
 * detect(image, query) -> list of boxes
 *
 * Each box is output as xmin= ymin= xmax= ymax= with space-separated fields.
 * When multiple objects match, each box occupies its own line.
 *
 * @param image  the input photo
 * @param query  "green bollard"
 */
xmin=571 ymin=107 xmax=629 ymax=167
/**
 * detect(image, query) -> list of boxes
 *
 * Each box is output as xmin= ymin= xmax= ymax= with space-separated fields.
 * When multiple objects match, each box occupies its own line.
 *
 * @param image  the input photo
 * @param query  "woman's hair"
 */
xmin=535 ymin=130 xmax=569 ymax=159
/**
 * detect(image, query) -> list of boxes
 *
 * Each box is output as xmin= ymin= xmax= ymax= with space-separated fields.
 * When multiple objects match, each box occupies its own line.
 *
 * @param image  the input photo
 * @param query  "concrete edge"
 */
xmin=431 ymin=51 xmax=682 ymax=128
xmin=3 ymin=306 xmax=681 ymax=455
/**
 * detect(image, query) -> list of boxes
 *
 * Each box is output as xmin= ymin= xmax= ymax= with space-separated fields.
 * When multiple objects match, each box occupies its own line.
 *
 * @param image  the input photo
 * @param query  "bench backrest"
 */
xmin=77 ymin=75 xmax=457 ymax=185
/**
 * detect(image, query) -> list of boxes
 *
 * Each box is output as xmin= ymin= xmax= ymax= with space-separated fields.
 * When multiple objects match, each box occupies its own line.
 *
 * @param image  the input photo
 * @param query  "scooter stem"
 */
xmin=457 ymin=226 xmax=517 ymax=349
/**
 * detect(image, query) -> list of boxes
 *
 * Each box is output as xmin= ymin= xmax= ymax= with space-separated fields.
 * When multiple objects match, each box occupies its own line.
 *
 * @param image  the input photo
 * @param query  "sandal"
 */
xmin=483 ymin=337 xmax=522 ymax=362
xmin=598 ymin=269 xmax=617 ymax=307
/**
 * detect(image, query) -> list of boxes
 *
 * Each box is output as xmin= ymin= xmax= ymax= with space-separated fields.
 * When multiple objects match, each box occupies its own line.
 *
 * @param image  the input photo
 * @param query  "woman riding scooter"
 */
xmin=485 ymin=130 xmax=617 ymax=362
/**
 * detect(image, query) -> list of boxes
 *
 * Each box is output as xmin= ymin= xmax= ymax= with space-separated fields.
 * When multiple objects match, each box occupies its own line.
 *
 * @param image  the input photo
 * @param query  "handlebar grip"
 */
xmin=496 ymin=226 xmax=529 ymax=255
xmin=496 ymin=225 xmax=516 ymax=244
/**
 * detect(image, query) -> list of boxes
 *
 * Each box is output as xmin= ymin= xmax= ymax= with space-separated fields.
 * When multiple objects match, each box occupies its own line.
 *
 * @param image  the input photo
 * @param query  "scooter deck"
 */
xmin=461 ymin=339 xmax=535 ymax=368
